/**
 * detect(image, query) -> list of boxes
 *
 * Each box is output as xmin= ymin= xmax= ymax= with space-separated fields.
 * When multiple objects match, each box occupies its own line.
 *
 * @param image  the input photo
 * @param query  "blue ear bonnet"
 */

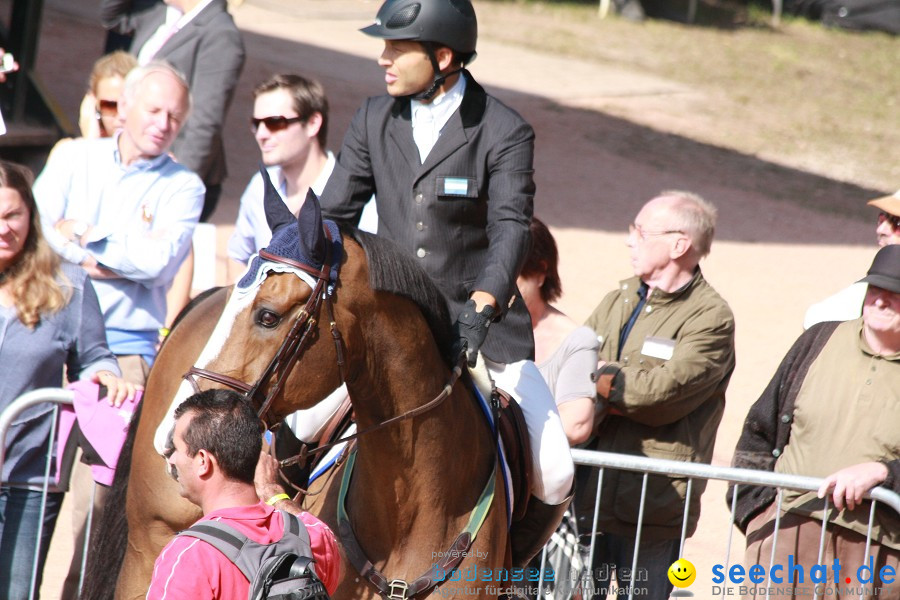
xmin=237 ymin=166 xmax=342 ymax=290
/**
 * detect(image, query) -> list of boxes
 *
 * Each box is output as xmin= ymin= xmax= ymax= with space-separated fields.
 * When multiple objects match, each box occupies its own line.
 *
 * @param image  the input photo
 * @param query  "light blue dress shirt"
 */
xmin=33 ymin=136 xmax=204 ymax=357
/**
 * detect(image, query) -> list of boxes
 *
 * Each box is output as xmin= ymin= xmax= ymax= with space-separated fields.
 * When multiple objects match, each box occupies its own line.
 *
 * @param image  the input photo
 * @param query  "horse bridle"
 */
xmin=183 ymin=244 xmax=346 ymax=430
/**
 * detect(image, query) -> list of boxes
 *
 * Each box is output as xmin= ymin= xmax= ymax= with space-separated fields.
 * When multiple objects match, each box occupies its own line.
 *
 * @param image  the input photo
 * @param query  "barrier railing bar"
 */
xmin=0 ymin=388 xmax=75 ymax=474
xmin=767 ymin=488 xmax=784 ymax=587
xmin=0 ymin=388 xmax=75 ymax=600
xmin=570 ymin=449 xmax=900 ymax=514
xmin=628 ymin=473 xmax=649 ymax=600
xmin=862 ymin=501 xmax=876 ymax=600
xmin=679 ymin=478 xmax=692 ymax=557
xmin=587 ymin=466 xmax=604 ymax=595
xmin=722 ymin=483 xmax=738 ymax=600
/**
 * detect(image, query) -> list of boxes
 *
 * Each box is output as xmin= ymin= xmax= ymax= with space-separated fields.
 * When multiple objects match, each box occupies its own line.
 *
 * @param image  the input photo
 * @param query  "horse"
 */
xmin=84 ymin=183 xmax=511 ymax=599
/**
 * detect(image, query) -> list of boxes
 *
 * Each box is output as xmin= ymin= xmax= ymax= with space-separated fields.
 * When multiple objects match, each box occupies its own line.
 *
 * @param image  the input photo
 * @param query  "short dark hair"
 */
xmin=520 ymin=216 xmax=562 ymax=303
xmin=254 ymin=73 xmax=329 ymax=148
xmin=173 ymin=389 xmax=262 ymax=485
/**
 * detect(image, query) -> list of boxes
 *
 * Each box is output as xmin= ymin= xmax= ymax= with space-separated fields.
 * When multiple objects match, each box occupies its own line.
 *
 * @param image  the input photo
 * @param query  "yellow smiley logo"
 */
xmin=668 ymin=558 xmax=696 ymax=588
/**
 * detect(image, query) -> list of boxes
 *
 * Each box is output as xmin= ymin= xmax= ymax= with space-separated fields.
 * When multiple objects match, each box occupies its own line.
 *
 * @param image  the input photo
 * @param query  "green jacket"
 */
xmin=575 ymin=270 xmax=736 ymax=540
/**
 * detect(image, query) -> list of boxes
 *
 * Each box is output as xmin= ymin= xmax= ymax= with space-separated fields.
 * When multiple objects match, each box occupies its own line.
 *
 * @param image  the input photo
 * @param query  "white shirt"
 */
xmin=410 ymin=74 xmax=466 ymax=163
xmin=227 ymin=152 xmax=378 ymax=264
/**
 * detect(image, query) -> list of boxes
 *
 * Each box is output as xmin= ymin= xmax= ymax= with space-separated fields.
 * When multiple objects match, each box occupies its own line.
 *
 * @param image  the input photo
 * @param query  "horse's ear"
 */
xmin=296 ymin=188 xmax=327 ymax=265
xmin=261 ymin=165 xmax=294 ymax=233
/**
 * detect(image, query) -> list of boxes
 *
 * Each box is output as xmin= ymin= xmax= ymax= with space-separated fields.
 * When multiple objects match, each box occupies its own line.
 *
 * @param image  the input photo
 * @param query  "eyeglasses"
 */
xmin=628 ymin=223 xmax=684 ymax=242
xmin=878 ymin=212 xmax=900 ymax=231
xmin=96 ymin=99 xmax=118 ymax=116
xmin=251 ymin=115 xmax=305 ymax=133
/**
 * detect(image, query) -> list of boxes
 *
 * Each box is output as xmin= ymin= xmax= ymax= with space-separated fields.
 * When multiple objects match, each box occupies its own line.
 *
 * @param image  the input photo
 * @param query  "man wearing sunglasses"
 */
xmin=227 ymin=74 xmax=376 ymax=282
xmin=804 ymin=189 xmax=900 ymax=328
xmin=319 ymin=0 xmax=575 ymax=563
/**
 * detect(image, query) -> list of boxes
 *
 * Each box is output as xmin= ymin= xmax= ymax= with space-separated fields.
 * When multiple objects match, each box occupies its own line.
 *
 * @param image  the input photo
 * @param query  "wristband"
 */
xmin=158 ymin=327 xmax=170 ymax=339
xmin=266 ymin=493 xmax=290 ymax=506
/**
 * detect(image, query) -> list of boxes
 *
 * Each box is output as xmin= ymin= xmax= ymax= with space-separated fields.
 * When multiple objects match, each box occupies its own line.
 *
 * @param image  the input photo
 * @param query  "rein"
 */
xmin=278 ymin=362 xmax=464 ymax=469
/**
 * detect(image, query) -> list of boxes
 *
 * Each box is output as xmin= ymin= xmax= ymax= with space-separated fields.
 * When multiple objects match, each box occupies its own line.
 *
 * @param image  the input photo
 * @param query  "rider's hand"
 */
xmin=454 ymin=299 xmax=495 ymax=367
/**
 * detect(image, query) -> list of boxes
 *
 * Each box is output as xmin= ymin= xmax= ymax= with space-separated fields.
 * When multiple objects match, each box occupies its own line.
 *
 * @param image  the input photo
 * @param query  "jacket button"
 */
xmin=415 ymin=193 xmax=424 ymax=204
xmin=416 ymin=248 xmax=426 ymax=258
xmin=772 ymin=449 xmax=781 ymax=458
xmin=781 ymin=414 xmax=791 ymax=424
xmin=416 ymin=221 xmax=424 ymax=231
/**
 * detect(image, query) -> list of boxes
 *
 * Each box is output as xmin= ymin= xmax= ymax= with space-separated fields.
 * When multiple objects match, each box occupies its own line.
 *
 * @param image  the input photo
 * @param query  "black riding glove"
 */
xmin=454 ymin=299 xmax=496 ymax=367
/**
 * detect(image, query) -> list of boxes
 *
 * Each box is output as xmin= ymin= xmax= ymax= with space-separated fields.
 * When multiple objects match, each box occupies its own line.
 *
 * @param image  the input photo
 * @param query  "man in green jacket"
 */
xmin=573 ymin=190 xmax=736 ymax=600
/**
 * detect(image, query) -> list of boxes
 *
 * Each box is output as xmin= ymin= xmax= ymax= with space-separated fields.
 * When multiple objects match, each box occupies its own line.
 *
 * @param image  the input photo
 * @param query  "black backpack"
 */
xmin=178 ymin=510 xmax=331 ymax=600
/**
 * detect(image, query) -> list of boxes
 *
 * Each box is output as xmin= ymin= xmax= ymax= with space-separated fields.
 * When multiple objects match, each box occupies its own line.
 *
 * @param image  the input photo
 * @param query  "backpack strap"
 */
xmin=178 ymin=520 xmax=257 ymax=583
xmin=177 ymin=511 xmax=318 ymax=584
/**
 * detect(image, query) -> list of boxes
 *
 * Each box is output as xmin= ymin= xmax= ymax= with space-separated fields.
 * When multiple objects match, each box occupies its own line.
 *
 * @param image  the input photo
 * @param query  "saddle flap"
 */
xmin=495 ymin=388 xmax=533 ymax=523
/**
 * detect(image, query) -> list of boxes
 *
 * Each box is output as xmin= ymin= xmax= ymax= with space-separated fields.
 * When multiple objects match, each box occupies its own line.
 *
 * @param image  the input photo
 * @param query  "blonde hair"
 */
xmin=88 ymin=51 xmax=138 ymax=96
xmin=0 ymin=161 xmax=69 ymax=328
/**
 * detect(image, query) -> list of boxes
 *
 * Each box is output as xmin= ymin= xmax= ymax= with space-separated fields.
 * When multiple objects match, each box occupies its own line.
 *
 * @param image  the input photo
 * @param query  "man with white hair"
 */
xmin=575 ymin=190 xmax=736 ymax=600
xmin=33 ymin=61 xmax=203 ymax=598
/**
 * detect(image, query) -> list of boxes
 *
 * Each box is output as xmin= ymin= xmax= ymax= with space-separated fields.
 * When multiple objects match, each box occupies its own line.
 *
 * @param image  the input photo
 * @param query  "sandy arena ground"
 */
xmin=16 ymin=0 xmax=888 ymax=597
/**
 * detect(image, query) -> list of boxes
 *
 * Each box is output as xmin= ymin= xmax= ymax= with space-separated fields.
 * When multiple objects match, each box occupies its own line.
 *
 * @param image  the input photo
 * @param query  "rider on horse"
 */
xmin=318 ymin=0 xmax=575 ymax=553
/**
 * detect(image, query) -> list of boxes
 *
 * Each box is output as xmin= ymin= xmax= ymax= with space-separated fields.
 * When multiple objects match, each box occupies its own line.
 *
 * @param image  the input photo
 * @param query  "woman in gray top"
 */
xmin=0 ymin=161 xmax=136 ymax=600
xmin=517 ymin=217 xmax=600 ymax=446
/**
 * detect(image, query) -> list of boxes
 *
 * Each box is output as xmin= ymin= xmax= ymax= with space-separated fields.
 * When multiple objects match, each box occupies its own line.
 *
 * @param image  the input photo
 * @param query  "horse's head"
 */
xmin=153 ymin=170 xmax=346 ymax=455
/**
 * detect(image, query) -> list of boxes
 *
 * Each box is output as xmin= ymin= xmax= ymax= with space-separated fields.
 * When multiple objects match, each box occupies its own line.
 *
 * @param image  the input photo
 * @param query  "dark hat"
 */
xmin=859 ymin=244 xmax=900 ymax=294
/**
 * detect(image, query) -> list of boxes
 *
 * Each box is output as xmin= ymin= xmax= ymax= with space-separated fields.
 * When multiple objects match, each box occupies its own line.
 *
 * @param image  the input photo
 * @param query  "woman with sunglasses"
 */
xmin=804 ymin=189 xmax=900 ymax=329
xmin=77 ymin=51 xmax=137 ymax=139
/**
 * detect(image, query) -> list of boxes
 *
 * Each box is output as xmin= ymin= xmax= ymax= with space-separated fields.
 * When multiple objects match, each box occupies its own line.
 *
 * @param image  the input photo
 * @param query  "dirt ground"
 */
xmin=14 ymin=0 xmax=891 ymax=597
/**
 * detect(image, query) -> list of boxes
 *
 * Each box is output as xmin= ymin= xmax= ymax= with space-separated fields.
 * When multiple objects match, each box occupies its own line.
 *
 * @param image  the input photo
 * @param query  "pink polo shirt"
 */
xmin=147 ymin=502 xmax=340 ymax=600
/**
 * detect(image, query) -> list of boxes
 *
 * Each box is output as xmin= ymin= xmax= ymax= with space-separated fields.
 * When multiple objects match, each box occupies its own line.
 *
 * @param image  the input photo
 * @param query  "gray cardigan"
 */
xmin=1 ymin=262 xmax=119 ymax=488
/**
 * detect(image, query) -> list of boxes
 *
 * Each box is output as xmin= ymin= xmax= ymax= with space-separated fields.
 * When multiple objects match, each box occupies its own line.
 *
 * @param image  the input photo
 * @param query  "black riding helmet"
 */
xmin=361 ymin=0 xmax=478 ymax=100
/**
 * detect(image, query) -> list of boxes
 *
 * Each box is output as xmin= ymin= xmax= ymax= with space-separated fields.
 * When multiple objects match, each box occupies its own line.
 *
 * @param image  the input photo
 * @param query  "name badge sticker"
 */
xmin=443 ymin=177 xmax=469 ymax=196
xmin=641 ymin=336 xmax=676 ymax=361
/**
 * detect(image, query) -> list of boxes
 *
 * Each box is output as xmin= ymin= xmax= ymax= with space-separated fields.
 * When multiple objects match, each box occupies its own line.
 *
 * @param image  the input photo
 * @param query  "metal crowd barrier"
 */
xmin=0 ymin=388 xmax=76 ymax=600
xmin=531 ymin=449 xmax=900 ymax=600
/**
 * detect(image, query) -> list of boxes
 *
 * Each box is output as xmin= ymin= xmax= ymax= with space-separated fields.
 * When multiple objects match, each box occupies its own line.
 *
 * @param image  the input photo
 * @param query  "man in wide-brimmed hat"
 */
xmin=805 ymin=189 xmax=900 ymax=328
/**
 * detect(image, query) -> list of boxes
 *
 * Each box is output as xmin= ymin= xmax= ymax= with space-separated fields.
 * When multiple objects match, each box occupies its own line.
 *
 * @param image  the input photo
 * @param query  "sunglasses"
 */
xmin=251 ymin=115 xmax=305 ymax=133
xmin=879 ymin=212 xmax=900 ymax=231
xmin=96 ymin=99 xmax=118 ymax=116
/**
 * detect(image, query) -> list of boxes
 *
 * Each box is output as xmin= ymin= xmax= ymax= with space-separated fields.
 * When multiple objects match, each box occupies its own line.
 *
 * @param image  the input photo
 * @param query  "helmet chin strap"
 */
xmin=411 ymin=41 xmax=463 ymax=102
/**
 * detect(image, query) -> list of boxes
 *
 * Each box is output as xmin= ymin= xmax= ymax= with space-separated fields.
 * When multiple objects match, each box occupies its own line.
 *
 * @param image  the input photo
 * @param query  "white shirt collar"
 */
xmin=410 ymin=74 xmax=467 ymax=163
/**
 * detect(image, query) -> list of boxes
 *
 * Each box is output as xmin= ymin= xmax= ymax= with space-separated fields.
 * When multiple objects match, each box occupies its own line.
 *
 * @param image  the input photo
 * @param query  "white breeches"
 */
xmin=485 ymin=358 xmax=575 ymax=506
xmin=285 ymin=384 xmax=349 ymax=443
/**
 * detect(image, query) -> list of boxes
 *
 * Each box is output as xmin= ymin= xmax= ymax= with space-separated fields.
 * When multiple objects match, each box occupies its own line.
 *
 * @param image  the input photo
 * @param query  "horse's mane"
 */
xmin=348 ymin=229 xmax=456 ymax=367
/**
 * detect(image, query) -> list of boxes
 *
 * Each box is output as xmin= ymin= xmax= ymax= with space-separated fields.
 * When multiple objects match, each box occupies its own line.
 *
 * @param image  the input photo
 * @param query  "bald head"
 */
xmin=649 ymin=190 xmax=717 ymax=259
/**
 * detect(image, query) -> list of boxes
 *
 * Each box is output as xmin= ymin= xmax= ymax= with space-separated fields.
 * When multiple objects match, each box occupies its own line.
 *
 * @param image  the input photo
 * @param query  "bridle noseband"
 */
xmin=183 ymin=243 xmax=345 ymax=430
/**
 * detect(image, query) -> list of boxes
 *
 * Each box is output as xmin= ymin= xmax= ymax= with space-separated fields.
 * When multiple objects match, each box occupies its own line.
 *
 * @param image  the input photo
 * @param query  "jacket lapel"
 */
xmin=387 ymin=100 xmax=421 ymax=171
xmin=156 ymin=0 xmax=226 ymax=57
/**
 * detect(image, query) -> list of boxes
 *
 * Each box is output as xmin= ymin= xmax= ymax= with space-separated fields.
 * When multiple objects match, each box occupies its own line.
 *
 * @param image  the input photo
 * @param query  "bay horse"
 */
xmin=86 ymin=184 xmax=510 ymax=599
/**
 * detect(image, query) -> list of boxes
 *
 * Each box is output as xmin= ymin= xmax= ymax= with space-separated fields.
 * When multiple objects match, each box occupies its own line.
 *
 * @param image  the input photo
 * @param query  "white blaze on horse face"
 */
xmin=151 ymin=260 xmax=320 ymax=456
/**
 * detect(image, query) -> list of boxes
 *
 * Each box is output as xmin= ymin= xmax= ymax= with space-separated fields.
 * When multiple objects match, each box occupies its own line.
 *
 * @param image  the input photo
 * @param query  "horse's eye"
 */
xmin=256 ymin=309 xmax=281 ymax=329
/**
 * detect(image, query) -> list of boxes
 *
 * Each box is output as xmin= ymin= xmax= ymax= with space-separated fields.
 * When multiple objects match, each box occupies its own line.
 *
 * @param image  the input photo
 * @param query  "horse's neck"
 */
xmin=346 ymin=340 xmax=496 ymax=549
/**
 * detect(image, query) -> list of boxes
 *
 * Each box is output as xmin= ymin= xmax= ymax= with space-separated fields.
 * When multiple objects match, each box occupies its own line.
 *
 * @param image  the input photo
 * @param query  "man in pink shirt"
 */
xmin=147 ymin=389 xmax=340 ymax=599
